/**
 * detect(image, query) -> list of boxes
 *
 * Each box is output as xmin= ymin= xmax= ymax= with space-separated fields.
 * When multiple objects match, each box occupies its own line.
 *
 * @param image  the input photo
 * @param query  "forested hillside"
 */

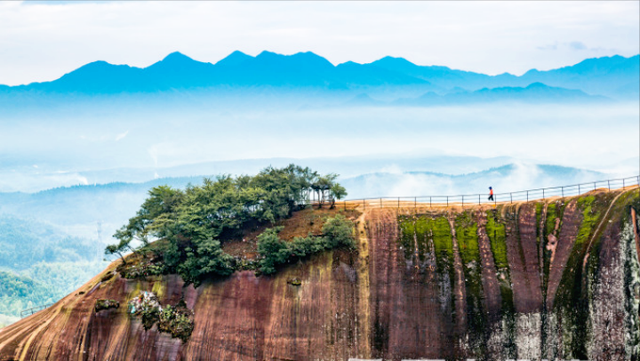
xmin=0 ymin=217 xmax=106 ymax=326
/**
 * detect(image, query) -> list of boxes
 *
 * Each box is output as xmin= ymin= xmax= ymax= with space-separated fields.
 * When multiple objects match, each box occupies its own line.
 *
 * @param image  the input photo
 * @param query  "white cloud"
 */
xmin=0 ymin=1 xmax=637 ymax=85
xmin=115 ymin=130 xmax=128 ymax=142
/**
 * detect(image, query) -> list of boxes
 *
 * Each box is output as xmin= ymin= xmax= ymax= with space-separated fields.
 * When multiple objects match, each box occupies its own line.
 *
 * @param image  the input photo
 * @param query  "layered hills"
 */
xmin=1 ymin=51 xmax=637 ymax=103
xmin=1 ymin=187 xmax=639 ymax=360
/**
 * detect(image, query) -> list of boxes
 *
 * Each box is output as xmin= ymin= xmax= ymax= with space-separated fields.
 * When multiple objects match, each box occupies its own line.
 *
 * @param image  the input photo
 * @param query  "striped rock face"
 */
xmin=1 ymin=190 xmax=639 ymax=361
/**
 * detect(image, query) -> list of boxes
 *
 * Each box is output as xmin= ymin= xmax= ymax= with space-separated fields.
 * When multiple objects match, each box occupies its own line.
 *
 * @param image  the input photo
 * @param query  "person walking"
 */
xmin=488 ymin=187 xmax=494 ymax=201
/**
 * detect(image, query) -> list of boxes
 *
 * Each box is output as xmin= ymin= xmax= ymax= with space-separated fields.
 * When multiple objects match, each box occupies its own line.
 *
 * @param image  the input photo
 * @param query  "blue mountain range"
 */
xmin=1 ymin=51 xmax=637 ymax=103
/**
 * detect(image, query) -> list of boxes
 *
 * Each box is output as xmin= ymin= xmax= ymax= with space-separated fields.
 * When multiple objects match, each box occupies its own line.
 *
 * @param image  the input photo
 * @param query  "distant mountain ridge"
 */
xmin=391 ymin=82 xmax=608 ymax=106
xmin=0 ymin=51 xmax=640 ymax=101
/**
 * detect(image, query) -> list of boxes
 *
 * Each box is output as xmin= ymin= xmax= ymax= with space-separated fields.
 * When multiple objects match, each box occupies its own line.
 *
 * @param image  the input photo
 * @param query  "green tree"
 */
xmin=312 ymin=173 xmax=344 ymax=208
xmin=256 ymin=227 xmax=289 ymax=275
xmin=329 ymin=183 xmax=348 ymax=209
xmin=322 ymin=214 xmax=355 ymax=248
xmin=111 ymin=185 xmax=184 ymax=250
xmin=104 ymin=238 xmax=135 ymax=265
xmin=107 ymin=165 xmax=349 ymax=284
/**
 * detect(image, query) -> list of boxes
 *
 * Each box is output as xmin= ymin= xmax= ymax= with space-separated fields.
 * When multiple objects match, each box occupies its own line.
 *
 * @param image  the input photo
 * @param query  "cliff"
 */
xmin=1 ymin=188 xmax=639 ymax=360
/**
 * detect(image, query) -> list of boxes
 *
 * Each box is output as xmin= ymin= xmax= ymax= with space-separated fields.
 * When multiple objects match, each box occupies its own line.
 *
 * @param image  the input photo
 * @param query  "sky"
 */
xmin=0 ymin=1 xmax=638 ymax=86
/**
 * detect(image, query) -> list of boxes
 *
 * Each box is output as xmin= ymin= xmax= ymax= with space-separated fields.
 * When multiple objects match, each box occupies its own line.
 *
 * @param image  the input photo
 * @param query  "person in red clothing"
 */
xmin=488 ymin=186 xmax=494 ymax=201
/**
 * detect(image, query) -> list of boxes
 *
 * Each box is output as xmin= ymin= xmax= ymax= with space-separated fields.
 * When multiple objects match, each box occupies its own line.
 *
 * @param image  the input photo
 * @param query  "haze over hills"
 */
xmin=0 ymin=161 xmax=609 ymax=241
xmin=1 ymin=52 xmax=635 ymax=182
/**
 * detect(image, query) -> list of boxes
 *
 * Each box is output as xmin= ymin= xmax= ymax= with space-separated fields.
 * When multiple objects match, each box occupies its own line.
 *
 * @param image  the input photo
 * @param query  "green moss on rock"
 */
xmin=429 ymin=216 xmax=454 ymax=272
xmin=94 ymin=299 xmax=119 ymax=313
xmin=454 ymin=211 xmax=486 ymax=355
xmin=486 ymin=210 xmax=508 ymax=269
xmin=156 ymin=301 xmax=195 ymax=343
xmin=455 ymin=211 xmax=479 ymax=266
xmin=398 ymin=216 xmax=416 ymax=260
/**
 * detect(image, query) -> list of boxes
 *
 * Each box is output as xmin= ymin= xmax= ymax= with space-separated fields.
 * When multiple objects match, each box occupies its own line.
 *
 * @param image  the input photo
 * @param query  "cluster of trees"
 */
xmin=106 ymin=165 xmax=348 ymax=286
xmin=257 ymin=214 xmax=355 ymax=274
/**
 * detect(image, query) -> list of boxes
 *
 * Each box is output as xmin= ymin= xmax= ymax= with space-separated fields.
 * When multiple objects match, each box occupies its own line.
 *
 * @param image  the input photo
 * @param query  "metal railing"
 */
xmin=20 ymin=303 xmax=54 ymax=318
xmin=329 ymin=175 xmax=640 ymax=210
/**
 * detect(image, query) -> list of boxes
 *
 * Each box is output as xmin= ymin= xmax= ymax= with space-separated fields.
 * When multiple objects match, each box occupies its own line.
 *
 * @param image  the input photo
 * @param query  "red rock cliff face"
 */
xmin=1 ymin=190 xmax=639 ymax=361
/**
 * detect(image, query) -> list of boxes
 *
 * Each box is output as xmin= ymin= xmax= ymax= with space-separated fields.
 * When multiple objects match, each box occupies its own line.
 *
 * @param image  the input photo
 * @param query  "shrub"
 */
xmin=94 ymin=299 xmax=119 ymax=313
xmin=118 ymin=259 xmax=167 ymax=279
xmin=128 ymin=291 xmax=162 ymax=330
xmin=257 ymin=227 xmax=289 ymax=275
xmin=157 ymin=301 xmax=195 ymax=342
xmin=257 ymin=215 xmax=355 ymax=274
xmin=140 ymin=307 xmax=160 ymax=331
xmin=128 ymin=292 xmax=195 ymax=342
xmin=322 ymin=214 xmax=355 ymax=248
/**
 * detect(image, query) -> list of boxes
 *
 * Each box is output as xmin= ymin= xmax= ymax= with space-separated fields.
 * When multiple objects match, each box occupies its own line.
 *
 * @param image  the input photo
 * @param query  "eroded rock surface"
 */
xmin=1 ymin=190 xmax=639 ymax=360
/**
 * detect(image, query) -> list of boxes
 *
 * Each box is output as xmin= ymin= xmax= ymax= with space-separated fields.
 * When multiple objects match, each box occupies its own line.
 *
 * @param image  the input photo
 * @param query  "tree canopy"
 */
xmin=106 ymin=164 xmax=348 ymax=286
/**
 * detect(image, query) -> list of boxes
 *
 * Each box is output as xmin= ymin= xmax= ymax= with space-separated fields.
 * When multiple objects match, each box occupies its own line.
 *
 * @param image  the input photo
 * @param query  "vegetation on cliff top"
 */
xmin=106 ymin=165 xmax=351 ymax=286
xmin=257 ymin=214 xmax=355 ymax=274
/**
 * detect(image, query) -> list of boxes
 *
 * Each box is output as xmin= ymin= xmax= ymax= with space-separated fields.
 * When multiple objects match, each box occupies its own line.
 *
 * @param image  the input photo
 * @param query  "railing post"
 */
xmin=478 ymin=194 xmax=480 ymax=205
xmin=578 ymin=184 xmax=581 ymax=194
xmin=594 ymin=182 xmax=596 ymax=190
xmin=380 ymin=198 xmax=382 ymax=208
xmin=623 ymin=179 xmax=625 ymax=189
xmin=446 ymin=196 xmax=449 ymax=208
xmin=398 ymin=197 xmax=400 ymax=209
xmin=430 ymin=197 xmax=432 ymax=208
xmin=608 ymin=180 xmax=610 ymax=190
xmin=414 ymin=197 xmax=417 ymax=208
xmin=543 ymin=189 xmax=545 ymax=199
xmin=494 ymin=195 xmax=497 ymax=206
xmin=363 ymin=199 xmax=365 ymax=211
xmin=527 ymin=191 xmax=528 ymax=202
xmin=561 ymin=186 xmax=564 ymax=198
xmin=510 ymin=193 xmax=512 ymax=203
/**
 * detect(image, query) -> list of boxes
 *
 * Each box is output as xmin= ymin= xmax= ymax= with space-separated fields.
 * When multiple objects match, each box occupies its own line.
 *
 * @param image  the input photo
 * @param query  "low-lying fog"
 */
xmin=1 ymin=102 xmax=637 ymax=193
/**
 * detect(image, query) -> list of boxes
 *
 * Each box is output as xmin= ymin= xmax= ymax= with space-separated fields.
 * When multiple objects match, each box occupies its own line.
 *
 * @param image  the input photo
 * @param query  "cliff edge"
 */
xmin=1 ymin=188 xmax=639 ymax=360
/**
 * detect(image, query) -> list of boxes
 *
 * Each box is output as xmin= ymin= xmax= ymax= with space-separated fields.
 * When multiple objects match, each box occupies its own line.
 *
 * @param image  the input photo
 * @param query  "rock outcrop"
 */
xmin=1 ymin=189 xmax=639 ymax=360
